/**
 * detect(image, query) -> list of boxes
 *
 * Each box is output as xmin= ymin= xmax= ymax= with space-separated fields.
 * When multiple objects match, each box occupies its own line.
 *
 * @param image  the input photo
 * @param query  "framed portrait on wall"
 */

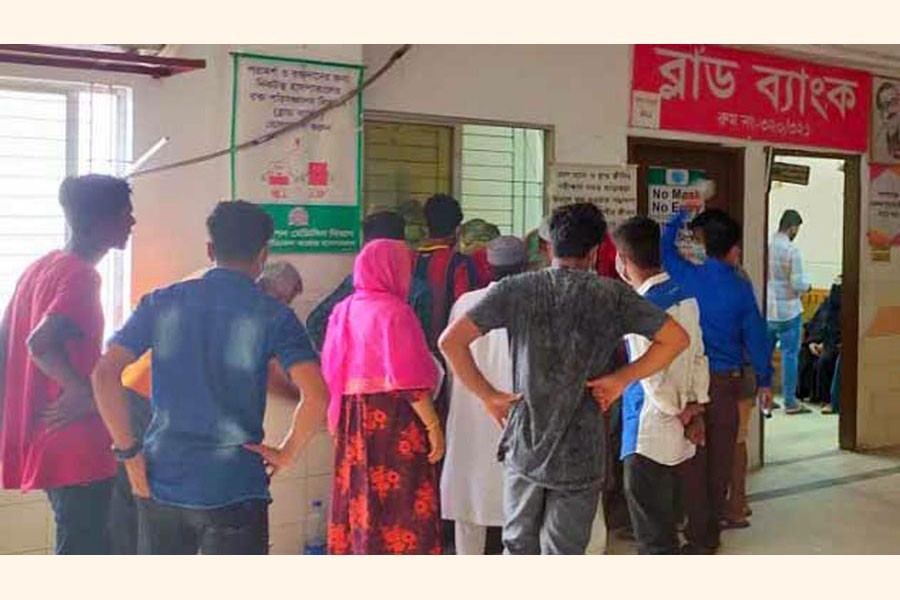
xmin=872 ymin=77 xmax=900 ymax=164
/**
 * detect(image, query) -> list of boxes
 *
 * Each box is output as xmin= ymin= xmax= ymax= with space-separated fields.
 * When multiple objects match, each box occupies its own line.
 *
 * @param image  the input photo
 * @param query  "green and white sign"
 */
xmin=264 ymin=204 xmax=359 ymax=253
xmin=647 ymin=167 xmax=707 ymax=224
xmin=230 ymin=53 xmax=364 ymax=253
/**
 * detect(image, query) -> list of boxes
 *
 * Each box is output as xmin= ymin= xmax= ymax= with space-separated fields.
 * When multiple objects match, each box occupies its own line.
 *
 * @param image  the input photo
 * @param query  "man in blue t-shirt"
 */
xmin=92 ymin=201 xmax=329 ymax=554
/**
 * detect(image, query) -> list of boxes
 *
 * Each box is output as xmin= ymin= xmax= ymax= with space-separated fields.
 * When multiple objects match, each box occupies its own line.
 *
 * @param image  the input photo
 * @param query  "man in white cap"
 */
xmin=440 ymin=235 xmax=525 ymax=554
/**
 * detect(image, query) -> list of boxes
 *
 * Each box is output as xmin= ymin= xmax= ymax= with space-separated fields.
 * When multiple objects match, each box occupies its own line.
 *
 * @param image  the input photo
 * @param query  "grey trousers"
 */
xmin=503 ymin=469 xmax=602 ymax=554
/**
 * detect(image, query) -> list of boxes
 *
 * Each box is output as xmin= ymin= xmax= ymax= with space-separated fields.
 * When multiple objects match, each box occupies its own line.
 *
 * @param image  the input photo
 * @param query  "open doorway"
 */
xmin=763 ymin=150 xmax=861 ymax=464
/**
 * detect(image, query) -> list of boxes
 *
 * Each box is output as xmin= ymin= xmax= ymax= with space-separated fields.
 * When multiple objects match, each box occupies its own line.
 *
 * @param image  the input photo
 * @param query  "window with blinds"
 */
xmin=0 ymin=82 xmax=132 ymax=341
xmin=363 ymin=121 xmax=453 ymax=211
xmin=460 ymin=125 xmax=544 ymax=236
xmin=362 ymin=119 xmax=546 ymax=241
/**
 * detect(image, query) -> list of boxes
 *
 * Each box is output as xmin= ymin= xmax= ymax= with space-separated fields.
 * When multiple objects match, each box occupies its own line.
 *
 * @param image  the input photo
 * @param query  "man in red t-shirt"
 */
xmin=0 ymin=175 xmax=134 ymax=554
xmin=417 ymin=194 xmax=480 ymax=347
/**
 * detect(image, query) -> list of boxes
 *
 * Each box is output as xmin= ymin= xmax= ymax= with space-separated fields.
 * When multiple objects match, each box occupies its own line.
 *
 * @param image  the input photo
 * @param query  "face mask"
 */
xmin=687 ymin=241 xmax=707 ymax=265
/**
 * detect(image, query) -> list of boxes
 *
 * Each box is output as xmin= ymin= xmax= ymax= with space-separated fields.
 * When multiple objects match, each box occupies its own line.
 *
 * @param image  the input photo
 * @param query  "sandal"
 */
xmin=822 ymin=406 xmax=837 ymax=415
xmin=785 ymin=406 xmax=812 ymax=415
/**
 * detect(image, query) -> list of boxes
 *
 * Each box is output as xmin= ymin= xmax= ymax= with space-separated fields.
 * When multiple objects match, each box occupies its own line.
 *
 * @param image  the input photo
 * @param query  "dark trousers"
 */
xmin=137 ymin=497 xmax=269 ymax=555
xmin=109 ymin=465 xmax=140 ymax=554
xmin=814 ymin=348 xmax=840 ymax=406
xmin=679 ymin=372 xmax=741 ymax=549
xmin=602 ymin=401 xmax=632 ymax=533
xmin=623 ymin=454 xmax=679 ymax=554
xmin=45 ymin=477 xmax=115 ymax=555
xmin=797 ymin=342 xmax=816 ymax=400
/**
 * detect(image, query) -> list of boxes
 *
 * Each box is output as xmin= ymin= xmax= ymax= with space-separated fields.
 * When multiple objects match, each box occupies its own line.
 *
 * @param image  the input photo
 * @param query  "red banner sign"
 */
xmin=631 ymin=45 xmax=871 ymax=152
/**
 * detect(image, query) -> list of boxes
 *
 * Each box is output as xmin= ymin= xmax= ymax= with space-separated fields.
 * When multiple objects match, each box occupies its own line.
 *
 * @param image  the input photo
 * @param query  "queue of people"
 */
xmin=0 ymin=175 xmax=783 ymax=555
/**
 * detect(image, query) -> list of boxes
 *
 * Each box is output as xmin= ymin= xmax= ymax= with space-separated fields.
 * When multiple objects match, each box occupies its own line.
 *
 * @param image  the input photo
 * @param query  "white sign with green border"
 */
xmin=230 ymin=52 xmax=363 ymax=253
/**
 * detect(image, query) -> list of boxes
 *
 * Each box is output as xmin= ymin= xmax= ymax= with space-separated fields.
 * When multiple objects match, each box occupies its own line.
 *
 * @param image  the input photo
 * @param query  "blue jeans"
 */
xmin=45 ymin=477 xmax=115 ymax=554
xmin=768 ymin=316 xmax=802 ymax=409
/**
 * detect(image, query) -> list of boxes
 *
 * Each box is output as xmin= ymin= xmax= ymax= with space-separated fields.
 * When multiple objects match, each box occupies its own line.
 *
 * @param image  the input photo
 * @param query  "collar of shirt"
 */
xmin=418 ymin=236 xmax=456 ymax=252
xmin=203 ymin=267 xmax=257 ymax=287
xmin=705 ymin=257 xmax=736 ymax=273
xmin=637 ymin=272 xmax=670 ymax=296
xmin=773 ymin=231 xmax=791 ymax=244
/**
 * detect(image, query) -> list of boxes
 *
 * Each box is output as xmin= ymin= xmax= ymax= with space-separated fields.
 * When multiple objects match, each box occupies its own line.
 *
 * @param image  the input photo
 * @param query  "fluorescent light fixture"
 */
xmin=127 ymin=136 xmax=169 ymax=176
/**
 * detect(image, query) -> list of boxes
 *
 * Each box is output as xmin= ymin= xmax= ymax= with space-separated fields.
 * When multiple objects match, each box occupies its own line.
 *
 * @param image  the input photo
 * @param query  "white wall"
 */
xmin=130 ymin=44 xmax=362 ymax=319
xmin=768 ymin=157 xmax=844 ymax=290
xmin=365 ymin=45 xmax=631 ymax=165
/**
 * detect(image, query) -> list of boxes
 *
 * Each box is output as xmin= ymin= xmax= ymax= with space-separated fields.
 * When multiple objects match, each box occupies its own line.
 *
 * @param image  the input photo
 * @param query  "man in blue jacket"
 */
xmin=662 ymin=204 xmax=773 ymax=554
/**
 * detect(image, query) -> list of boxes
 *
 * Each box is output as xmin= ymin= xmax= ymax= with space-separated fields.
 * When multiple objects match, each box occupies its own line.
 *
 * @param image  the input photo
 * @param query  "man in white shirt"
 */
xmin=767 ymin=209 xmax=812 ymax=415
xmin=610 ymin=216 xmax=710 ymax=555
xmin=441 ymin=235 xmax=525 ymax=554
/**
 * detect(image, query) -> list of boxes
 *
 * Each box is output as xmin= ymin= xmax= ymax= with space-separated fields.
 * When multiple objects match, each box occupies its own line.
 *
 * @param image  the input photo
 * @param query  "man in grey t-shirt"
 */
xmin=439 ymin=203 xmax=689 ymax=554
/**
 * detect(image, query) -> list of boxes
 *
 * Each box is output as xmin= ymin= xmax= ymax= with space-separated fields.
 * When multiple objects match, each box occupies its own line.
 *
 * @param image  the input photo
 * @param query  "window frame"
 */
xmin=0 ymin=76 xmax=133 ymax=337
xmin=363 ymin=110 xmax=555 ymax=224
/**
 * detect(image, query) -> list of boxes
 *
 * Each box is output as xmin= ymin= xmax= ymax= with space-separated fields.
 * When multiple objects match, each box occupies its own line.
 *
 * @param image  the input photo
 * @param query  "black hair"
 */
xmin=492 ymin=263 xmax=525 ymax=282
xmin=613 ymin=215 xmax=661 ymax=270
xmin=548 ymin=203 xmax=607 ymax=259
xmin=363 ymin=211 xmax=406 ymax=243
xmin=695 ymin=209 xmax=741 ymax=259
xmin=688 ymin=210 xmax=712 ymax=231
xmin=424 ymin=194 xmax=463 ymax=238
xmin=59 ymin=175 xmax=131 ymax=235
xmin=778 ymin=209 xmax=803 ymax=231
xmin=206 ymin=200 xmax=274 ymax=262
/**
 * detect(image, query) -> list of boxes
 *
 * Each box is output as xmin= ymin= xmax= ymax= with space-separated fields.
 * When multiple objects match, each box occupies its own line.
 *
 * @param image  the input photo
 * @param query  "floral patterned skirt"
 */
xmin=328 ymin=390 xmax=442 ymax=555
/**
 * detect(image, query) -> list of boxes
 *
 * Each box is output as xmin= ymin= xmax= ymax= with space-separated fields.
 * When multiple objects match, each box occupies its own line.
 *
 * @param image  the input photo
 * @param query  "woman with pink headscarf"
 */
xmin=322 ymin=239 xmax=444 ymax=554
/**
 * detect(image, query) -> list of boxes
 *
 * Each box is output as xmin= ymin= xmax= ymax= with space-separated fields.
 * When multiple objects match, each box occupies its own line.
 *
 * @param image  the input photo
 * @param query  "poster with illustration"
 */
xmin=231 ymin=53 xmax=363 ymax=253
xmin=867 ymin=164 xmax=900 ymax=262
xmin=872 ymin=77 xmax=900 ymax=165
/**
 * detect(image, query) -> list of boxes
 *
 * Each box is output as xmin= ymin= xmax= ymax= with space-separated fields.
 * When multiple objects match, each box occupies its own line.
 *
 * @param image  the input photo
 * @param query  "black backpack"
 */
xmin=413 ymin=249 xmax=478 ymax=348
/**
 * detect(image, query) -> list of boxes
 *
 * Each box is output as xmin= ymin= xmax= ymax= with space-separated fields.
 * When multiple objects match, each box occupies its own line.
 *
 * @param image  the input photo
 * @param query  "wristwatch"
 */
xmin=112 ymin=441 xmax=143 ymax=462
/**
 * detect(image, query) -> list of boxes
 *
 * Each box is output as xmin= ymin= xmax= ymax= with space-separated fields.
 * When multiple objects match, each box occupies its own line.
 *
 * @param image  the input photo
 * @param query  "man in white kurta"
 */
xmin=440 ymin=236 xmax=525 ymax=554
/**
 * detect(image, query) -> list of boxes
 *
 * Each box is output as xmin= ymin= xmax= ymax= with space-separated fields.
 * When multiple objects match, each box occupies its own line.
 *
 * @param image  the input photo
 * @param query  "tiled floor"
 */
xmin=610 ymin=401 xmax=900 ymax=554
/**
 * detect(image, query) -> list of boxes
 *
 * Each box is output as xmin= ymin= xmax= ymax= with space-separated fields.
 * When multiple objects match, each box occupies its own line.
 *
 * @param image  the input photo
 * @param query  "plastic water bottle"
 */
xmin=303 ymin=500 xmax=327 ymax=555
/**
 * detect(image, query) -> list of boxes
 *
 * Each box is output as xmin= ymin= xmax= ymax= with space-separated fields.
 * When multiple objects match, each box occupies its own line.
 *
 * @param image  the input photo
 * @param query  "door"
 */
xmin=628 ymin=137 xmax=745 ymax=223
xmin=763 ymin=149 xmax=860 ymax=452
xmin=626 ymin=138 xmax=763 ymax=466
